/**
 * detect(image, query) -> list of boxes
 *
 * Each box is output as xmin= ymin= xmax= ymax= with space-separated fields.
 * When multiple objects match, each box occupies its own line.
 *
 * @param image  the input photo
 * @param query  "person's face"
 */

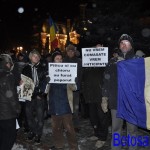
xmin=30 ymin=54 xmax=40 ymax=64
xmin=46 ymin=56 xmax=52 ymax=62
xmin=119 ymin=40 xmax=132 ymax=53
xmin=18 ymin=56 xmax=23 ymax=61
xmin=6 ymin=62 xmax=13 ymax=71
xmin=54 ymin=55 xmax=62 ymax=63
xmin=67 ymin=50 xmax=75 ymax=58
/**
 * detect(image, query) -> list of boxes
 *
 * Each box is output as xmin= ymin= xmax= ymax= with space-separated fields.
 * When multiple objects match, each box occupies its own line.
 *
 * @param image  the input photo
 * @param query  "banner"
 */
xmin=82 ymin=47 xmax=108 ymax=67
xmin=48 ymin=63 xmax=77 ymax=84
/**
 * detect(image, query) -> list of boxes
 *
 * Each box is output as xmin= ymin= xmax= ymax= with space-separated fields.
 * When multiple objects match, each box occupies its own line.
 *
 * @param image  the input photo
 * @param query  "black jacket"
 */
xmin=82 ymin=67 xmax=104 ymax=103
xmin=102 ymin=49 xmax=137 ymax=109
xmin=0 ymin=69 xmax=21 ymax=120
xmin=22 ymin=62 xmax=48 ymax=98
xmin=63 ymin=56 xmax=82 ymax=91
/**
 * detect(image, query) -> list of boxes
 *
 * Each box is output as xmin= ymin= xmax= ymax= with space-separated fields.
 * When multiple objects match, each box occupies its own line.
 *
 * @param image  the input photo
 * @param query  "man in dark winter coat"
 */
xmin=82 ymin=44 xmax=108 ymax=148
xmin=0 ymin=54 xmax=21 ymax=150
xmin=101 ymin=34 xmax=138 ymax=150
xmin=63 ymin=44 xmax=82 ymax=132
xmin=22 ymin=50 xmax=48 ymax=145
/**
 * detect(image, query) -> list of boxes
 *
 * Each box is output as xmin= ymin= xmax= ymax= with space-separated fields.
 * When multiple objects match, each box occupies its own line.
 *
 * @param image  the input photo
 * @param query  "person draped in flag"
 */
xmin=101 ymin=34 xmax=139 ymax=150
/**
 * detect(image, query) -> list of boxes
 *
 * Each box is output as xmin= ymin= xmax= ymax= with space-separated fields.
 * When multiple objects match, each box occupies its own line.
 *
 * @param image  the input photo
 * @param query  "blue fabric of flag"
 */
xmin=117 ymin=58 xmax=147 ymax=129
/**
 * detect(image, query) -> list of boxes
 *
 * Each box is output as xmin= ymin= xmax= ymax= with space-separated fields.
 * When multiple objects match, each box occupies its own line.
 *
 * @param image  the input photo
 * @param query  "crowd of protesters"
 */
xmin=0 ymin=34 xmax=148 ymax=150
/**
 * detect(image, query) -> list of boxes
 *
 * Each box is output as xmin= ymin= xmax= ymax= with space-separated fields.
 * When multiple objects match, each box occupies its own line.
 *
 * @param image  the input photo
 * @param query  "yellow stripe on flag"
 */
xmin=144 ymin=57 xmax=150 ymax=129
xmin=49 ymin=17 xmax=58 ymax=50
xmin=50 ymin=24 xmax=56 ymax=42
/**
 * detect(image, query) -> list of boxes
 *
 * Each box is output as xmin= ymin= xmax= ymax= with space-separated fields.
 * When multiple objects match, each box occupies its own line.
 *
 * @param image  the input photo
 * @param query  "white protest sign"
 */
xmin=82 ymin=47 xmax=108 ymax=67
xmin=48 ymin=63 xmax=77 ymax=84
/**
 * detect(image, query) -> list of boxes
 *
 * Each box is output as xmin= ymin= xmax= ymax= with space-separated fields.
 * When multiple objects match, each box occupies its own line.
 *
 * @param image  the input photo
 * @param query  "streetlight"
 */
xmin=17 ymin=46 xmax=23 ymax=53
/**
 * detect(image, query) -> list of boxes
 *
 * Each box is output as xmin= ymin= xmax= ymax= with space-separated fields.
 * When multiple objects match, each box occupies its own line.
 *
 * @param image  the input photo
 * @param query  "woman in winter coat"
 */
xmin=0 ymin=54 xmax=21 ymax=150
xmin=48 ymin=49 xmax=78 ymax=150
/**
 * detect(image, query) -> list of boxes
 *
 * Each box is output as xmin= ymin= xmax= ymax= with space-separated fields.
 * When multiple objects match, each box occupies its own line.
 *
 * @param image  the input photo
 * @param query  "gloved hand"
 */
xmin=46 ymin=75 xmax=50 ymax=83
xmin=37 ymin=92 xmax=47 ymax=100
xmin=117 ymin=56 xmax=124 ymax=62
xmin=101 ymin=97 xmax=108 ymax=113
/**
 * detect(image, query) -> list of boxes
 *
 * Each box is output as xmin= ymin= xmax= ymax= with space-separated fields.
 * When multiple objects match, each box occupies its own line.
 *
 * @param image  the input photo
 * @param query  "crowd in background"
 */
xmin=0 ymin=34 xmax=148 ymax=150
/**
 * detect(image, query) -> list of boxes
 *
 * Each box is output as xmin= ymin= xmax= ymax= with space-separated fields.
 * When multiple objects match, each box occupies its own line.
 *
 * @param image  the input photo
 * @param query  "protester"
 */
xmin=63 ymin=44 xmax=82 ymax=132
xmin=101 ymin=34 xmax=138 ymax=150
xmin=22 ymin=50 xmax=48 ymax=145
xmin=48 ymin=49 xmax=78 ymax=150
xmin=81 ymin=44 xmax=108 ymax=148
xmin=0 ymin=54 xmax=21 ymax=150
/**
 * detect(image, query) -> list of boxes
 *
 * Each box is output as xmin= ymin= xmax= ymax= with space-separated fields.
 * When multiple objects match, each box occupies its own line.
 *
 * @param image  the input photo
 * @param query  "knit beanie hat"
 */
xmin=118 ymin=34 xmax=134 ymax=48
xmin=51 ymin=48 xmax=62 ymax=62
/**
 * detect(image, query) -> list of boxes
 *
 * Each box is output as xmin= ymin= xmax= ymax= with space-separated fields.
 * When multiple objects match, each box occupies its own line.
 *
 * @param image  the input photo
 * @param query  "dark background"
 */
xmin=0 ymin=0 xmax=150 ymax=55
xmin=0 ymin=0 xmax=80 ymax=48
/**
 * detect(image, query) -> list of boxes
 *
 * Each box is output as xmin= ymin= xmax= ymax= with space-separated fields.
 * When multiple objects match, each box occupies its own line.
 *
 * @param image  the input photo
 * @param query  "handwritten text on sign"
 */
xmin=48 ymin=63 xmax=77 ymax=84
xmin=82 ymin=47 xmax=108 ymax=67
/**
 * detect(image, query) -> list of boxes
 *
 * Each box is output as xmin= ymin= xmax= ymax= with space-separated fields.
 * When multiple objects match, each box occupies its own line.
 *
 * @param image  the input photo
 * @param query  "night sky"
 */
xmin=0 ymin=0 xmax=81 ymax=50
xmin=0 ymin=0 xmax=149 ymax=51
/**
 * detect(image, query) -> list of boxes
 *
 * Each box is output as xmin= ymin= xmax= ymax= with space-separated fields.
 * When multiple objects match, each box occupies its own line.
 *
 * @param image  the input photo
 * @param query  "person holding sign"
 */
xmin=22 ymin=50 xmax=48 ymax=145
xmin=81 ymin=44 xmax=108 ymax=149
xmin=48 ymin=49 xmax=78 ymax=150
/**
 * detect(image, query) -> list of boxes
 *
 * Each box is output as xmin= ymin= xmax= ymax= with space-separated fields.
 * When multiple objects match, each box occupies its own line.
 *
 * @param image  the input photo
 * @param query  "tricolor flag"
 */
xmin=49 ymin=17 xmax=58 ymax=50
xmin=117 ymin=57 xmax=150 ymax=130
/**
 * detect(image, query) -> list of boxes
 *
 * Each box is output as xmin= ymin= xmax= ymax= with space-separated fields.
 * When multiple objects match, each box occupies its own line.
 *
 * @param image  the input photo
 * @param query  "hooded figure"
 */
xmin=118 ymin=34 xmax=134 ymax=48
xmin=51 ymin=48 xmax=62 ymax=62
xmin=0 ymin=54 xmax=21 ymax=150
xmin=0 ymin=54 xmax=14 ymax=71
xmin=117 ymin=34 xmax=135 ymax=59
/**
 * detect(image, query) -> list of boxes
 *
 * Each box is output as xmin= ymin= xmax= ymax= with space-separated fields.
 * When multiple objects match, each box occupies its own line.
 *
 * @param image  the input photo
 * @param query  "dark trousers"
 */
xmin=26 ymin=97 xmax=45 ymax=136
xmin=79 ymin=93 xmax=89 ymax=119
xmin=88 ymin=102 xmax=109 ymax=141
xmin=17 ymin=101 xmax=28 ymax=130
xmin=72 ymin=91 xmax=80 ymax=128
xmin=0 ymin=118 xmax=16 ymax=150
xmin=51 ymin=114 xmax=78 ymax=150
